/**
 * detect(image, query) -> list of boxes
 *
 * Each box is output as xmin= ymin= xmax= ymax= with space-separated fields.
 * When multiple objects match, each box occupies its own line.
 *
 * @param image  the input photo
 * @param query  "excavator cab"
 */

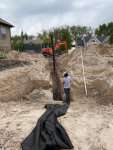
xmin=42 ymin=43 xmax=52 ymax=48
xmin=42 ymin=43 xmax=53 ymax=56
xmin=42 ymin=41 xmax=68 ymax=57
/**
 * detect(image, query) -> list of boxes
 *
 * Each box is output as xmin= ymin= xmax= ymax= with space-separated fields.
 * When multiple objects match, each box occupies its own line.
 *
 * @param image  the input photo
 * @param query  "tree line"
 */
xmin=11 ymin=23 xmax=113 ymax=51
xmin=95 ymin=22 xmax=113 ymax=44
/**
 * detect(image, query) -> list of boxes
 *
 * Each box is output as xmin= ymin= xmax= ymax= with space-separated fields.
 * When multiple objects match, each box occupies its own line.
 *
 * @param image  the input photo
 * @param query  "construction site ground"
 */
xmin=1 ymin=45 xmax=113 ymax=150
xmin=1 ymin=91 xmax=113 ymax=150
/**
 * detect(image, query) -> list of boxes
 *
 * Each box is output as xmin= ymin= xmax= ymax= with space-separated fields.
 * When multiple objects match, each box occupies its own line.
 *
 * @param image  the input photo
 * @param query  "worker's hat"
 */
xmin=63 ymin=71 xmax=69 ymax=77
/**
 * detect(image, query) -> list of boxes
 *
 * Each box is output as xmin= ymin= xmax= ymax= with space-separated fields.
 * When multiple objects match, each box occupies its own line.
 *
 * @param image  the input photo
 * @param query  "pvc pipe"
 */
xmin=81 ymin=49 xmax=88 ymax=95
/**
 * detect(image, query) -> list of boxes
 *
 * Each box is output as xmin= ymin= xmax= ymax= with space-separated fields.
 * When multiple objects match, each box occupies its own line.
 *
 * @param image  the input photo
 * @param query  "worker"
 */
xmin=63 ymin=72 xmax=71 ymax=105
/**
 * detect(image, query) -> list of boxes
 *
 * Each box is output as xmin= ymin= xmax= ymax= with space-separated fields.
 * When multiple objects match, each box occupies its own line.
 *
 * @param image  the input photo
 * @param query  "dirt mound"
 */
xmin=8 ymin=50 xmax=18 ymax=59
xmin=8 ymin=51 xmax=31 ymax=60
xmin=82 ymin=44 xmax=113 ymax=56
xmin=57 ymin=44 xmax=113 ymax=104
xmin=0 ymin=59 xmax=30 ymax=71
xmin=0 ymin=53 xmax=51 ymax=102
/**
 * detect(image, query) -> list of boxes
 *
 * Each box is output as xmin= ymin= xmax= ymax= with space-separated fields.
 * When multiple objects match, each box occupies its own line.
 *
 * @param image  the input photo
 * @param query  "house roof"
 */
xmin=24 ymin=38 xmax=43 ymax=45
xmin=84 ymin=35 xmax=109 ymax=43
xmin=76 ymin=35 xmax=109 ymax=46
xmin=84 ymin=35 xmax=92 ymax=43
xmin=76 ymin=37 xmax=84 ymax=46
xmin=96 ymin=36 xmax=108 ymax=42
xmin=0 ymin=18 xmax=14 ymax=27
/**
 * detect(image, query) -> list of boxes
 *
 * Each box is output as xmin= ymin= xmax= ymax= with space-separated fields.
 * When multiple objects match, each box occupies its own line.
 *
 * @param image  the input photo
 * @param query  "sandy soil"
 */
xmin=1 ymin=89 xmax=113 ymax=150
xmin=1 ymin=47 xmax=113 ymax=150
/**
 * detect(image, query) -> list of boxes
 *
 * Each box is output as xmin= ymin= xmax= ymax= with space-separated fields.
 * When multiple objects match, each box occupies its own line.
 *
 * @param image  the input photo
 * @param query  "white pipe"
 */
xmin=81 ymin=49 xmax=88 ymax=95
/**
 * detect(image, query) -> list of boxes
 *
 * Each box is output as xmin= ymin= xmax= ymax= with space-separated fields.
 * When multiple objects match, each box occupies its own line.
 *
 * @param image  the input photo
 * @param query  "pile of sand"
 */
xmin=58 ymin=44 xmax=113 ymax=104
xmin=0 ymin=52 xmax=51 ymax=102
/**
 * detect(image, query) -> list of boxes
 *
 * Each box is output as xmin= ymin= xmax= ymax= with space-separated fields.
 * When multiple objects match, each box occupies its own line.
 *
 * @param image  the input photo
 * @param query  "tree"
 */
xmin=107 ymin=22 xmax=113 ymax=35
xmin=43 ymin=37 xmax=51 ymax=43
xmin=25 ymin=33 xmax=28 ymax=40
xmin=11 ymin=31 xmax=25 ymax=51
xmin=70 ymin=25 xmax=93 ymax=39
xmin=39 ymin=26 xmax=73 ymax=49
xmin=34 ymin=25 xmax=93 ymax=48
xmin=95 ymin=24 xmax=107 ymax=36
xmin=49 ymin=26 xmax=73 ymax=48
xmin=28 ymin=35 xmax=35 ymax=40
xmin=37 ymin=33 xmax=44 ymax=39
xmin=95 ymin=22 xmax=113 ymax=44
xmin=109 ymin=33 xmax=113 ymax=44
xmin=60 ymin=28 xmax=72 ymax=49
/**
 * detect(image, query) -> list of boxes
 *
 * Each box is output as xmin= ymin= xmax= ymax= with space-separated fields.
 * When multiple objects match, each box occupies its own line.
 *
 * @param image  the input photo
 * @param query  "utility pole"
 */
xmin=50 ymin=35 xmax=56 ymax=75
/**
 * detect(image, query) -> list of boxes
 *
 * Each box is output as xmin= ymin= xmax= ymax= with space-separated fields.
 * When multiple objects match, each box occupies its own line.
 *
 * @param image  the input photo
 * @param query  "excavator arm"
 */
xmin=42 ymin=41 xmax=68 ymax=56
xmin=54 ymin=41 xmax=68 ymax=53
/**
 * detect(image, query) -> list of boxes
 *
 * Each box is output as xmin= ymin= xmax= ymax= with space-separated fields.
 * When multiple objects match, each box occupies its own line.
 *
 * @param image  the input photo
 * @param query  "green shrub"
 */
xmin=0 ymin=51 xmax=8 ymax=59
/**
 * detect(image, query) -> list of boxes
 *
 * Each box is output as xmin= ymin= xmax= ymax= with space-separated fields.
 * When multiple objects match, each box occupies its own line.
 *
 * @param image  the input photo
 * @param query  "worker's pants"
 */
xmin=64 ymin=88 xmax=70 ymax=105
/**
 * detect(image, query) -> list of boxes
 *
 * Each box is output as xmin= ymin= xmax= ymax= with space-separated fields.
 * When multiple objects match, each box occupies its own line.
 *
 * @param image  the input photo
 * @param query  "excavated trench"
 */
xmin=1 ymin=55 xmax=113 ymax=105
xmin=48 ymin=58 xmax=67 ymax=102
xmin=0 ymin=58 xmax=71 ymax=103
xmin=47 ymin=56 xmax=77 ymax=103
xmin=0 ymin=58 xmax=65 ymax=102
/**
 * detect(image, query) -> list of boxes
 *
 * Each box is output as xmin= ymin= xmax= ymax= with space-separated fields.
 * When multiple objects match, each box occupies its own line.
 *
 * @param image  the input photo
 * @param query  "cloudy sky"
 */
xmin=0 ymin=0 xmax=113 ymax=36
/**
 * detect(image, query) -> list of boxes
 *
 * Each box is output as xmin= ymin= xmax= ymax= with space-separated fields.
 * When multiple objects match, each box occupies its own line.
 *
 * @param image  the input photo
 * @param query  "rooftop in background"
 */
xmin=96 ymin=36 xmax=108 ymax=42
xmin=76 ymin=37 xmax=84 ymax=46
xmin=0 ymin=18 xmax=14 ymax=27
xmin=84 ymin=36 xmax=92 ymax=43
xmin=24 ymin=38 xmax=43 ymax=44
xmin=76 ymin=35 xmax=109 ymax=46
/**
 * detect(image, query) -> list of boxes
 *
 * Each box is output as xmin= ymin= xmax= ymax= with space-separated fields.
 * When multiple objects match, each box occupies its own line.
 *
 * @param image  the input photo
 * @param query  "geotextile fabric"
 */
xmin=21 ymin=104 xmax=74 ymax=150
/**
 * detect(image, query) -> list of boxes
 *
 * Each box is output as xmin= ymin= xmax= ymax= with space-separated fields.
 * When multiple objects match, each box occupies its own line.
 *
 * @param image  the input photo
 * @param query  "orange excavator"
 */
xmin=42 ymin=41 xmax=68 ymax=57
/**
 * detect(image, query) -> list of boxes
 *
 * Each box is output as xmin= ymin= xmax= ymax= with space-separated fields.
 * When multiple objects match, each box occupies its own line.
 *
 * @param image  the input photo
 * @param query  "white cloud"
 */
xmin=0 ymin=0 xmax=113 ymax=35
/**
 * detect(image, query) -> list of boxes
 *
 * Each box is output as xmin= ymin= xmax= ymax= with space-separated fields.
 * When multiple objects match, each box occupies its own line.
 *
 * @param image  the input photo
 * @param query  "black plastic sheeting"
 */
xmin=21 ymin=104 xmax=74 ymax=150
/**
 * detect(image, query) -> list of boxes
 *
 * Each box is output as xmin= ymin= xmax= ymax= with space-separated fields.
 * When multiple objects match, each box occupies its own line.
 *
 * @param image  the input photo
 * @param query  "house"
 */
xmin=76 ymin=35 xmax=109 ymax=47
xmin=71 ymin=40 xmax=76 ymax=50
xmin=0 ymin=18 xmax=14 ymax=50
xmin=23 ymin=38 xmax=43 ymax=53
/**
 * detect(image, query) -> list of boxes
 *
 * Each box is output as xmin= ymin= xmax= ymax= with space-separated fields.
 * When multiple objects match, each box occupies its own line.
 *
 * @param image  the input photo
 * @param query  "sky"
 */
xmin=0 ymin=0 xmax=113 ymax=36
